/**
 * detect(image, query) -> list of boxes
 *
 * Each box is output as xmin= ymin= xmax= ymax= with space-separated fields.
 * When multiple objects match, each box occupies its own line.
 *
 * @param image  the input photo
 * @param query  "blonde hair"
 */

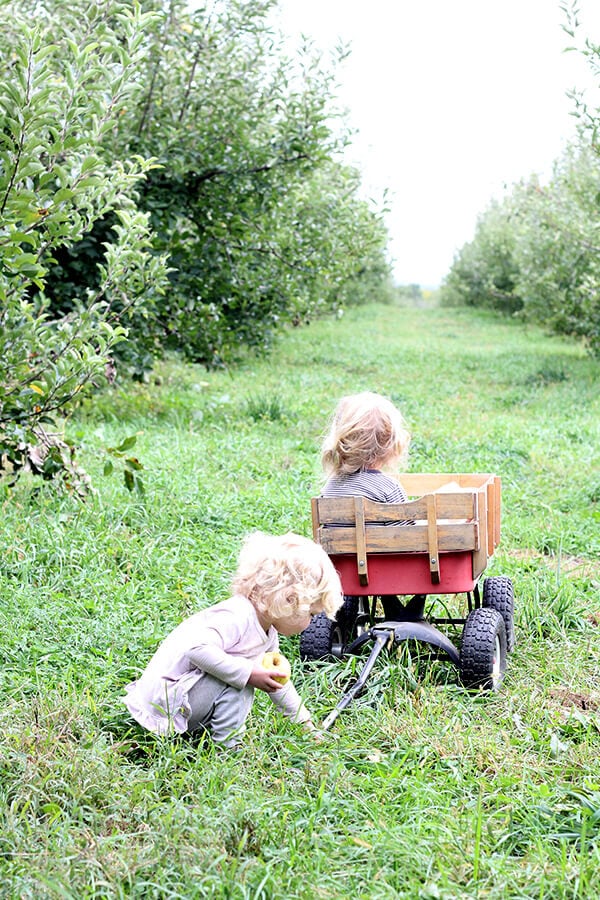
xmin=321 ymin=391 xmax=410 ymax=476
xmin=232 ymin=532 xmax=343 ymax=621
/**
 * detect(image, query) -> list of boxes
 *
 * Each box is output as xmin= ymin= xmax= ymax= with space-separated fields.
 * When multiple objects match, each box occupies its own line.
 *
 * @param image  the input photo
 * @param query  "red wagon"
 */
xmin=300 ymin=474 xmax=515 ymax=729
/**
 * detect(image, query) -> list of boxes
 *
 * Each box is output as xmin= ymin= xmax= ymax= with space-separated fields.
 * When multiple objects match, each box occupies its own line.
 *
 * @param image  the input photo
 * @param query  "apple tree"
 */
xmin=440 ymin=143 xmax=600 ymax=357
xmin=38 ymin=0 xmax=393 ymax=367
xmin=439 ymin=195 xmax=523 ymax=316
xmin=0 ymin=1 xmax=169 ymax=489
xmin=512 ymin=145 xmax=600 ymax=354
xmin=441 ymin=4 xmax=600 ymax=356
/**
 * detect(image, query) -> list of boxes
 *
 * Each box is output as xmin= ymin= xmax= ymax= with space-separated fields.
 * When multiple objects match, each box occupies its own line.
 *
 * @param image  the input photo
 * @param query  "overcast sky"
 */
xmin=274 ymin=0 xmax=600 ymax=287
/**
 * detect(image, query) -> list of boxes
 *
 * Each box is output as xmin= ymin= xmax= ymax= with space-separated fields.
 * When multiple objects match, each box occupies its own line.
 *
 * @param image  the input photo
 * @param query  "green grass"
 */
xmin=1 ymin=303 xmax=599 ymax=898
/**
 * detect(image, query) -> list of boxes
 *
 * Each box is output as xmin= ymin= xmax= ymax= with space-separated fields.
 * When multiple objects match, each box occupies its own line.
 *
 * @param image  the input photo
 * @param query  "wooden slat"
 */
xmin=313 ymin=493 xmax=476 ymax=525
xmin=314 ymin=496 xmax=425 ymax=523
xmin=354 ymin=497 xmax=369 ymax=586
xmin=494 ymin=476 xmax=502 ymax=547
xmin=486 ymin=481 xmax=495 ymax=556
xmin=397 ymin=473 xmax=461 ymax=494
xmin=426 ymin=493 xmax=440 ymax=583
xmin=317 ymin=522 xmax=478 ymax=555
xmin=398 ymin=472 xmax=497 ymax=494
xmin=471 ymin=489 xmax=487 ymax=579
xmin=311 ymin=497 xmax=319 ymax=542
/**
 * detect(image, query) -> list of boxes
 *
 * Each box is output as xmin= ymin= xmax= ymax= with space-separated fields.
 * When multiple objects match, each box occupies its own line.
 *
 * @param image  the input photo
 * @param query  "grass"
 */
xmin=1 ymin=302 xmax=599 ymax=898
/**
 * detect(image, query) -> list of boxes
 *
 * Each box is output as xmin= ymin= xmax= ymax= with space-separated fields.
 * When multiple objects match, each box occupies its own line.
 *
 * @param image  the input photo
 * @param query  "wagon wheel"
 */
xmin=459 ymin=607 xmax=507 ymax=691
xmin=300 ymin=596 xmax=359 ymax=660
xmin=337 ymin=595 xmax=360 ymax=640
xmin=482 ymin=576 xmax=515 ymax=651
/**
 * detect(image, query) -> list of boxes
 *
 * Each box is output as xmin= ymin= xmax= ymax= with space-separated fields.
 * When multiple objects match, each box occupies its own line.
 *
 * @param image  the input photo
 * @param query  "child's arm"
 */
xmin=186 ymin=605 xmax=309 ymax=700
xmin=186 ymin=641 xmax=254 ymax=691
xmin=187 ymin=635 xmax=293 ymax=694
xmin=267 ymin=679 xmax=314 ymax=728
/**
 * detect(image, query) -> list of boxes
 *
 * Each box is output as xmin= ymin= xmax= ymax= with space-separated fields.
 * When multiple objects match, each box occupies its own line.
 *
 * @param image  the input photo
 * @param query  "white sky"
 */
xmin=274 ymin=0 xmax=600 ymax=287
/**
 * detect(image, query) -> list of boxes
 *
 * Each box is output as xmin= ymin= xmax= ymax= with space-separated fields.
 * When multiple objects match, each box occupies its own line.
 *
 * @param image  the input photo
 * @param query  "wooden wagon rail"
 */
xmin=312 ymin=473 xmax=501 ymax=587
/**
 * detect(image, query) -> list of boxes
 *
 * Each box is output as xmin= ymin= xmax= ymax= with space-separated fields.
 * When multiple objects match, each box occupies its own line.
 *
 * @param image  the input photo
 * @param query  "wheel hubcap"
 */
xmin=332 ymin=626 xmax=344 ymax=658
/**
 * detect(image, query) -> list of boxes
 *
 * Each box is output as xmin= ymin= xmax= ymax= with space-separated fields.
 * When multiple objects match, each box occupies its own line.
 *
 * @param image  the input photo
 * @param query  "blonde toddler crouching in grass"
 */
xmin=123 ymin=532 xmax=343 ymax=749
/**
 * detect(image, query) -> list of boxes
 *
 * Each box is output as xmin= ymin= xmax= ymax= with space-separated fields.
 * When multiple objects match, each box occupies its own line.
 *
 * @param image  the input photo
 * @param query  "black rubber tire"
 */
xmin=299 ymin=613 xmax=339 ymax=660
xmin=337 ymin=595 xmax=359 ymax=637
xmin=482 ymin=576 xmax=515 ymax=651
xmin=460 ymin=607 xmax=507 ymax=691
xmin=299 ymin=596 xmax=359 ymax=660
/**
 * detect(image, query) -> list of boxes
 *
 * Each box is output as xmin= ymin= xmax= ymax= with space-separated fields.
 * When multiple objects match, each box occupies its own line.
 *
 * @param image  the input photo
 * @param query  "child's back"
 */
xmin=321 ymin=391 xmax=412 ymax=521
xmin=320 ymin=392 xmax=422 ymax=618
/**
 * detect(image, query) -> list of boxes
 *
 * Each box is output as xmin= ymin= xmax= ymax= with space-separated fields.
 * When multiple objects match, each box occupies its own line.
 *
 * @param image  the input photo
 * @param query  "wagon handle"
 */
xmin=320 ymin=629 xmax=392 ymax=731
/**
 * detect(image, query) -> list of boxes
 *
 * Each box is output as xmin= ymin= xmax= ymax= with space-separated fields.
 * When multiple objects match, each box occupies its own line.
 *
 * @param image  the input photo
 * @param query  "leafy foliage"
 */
xmin=1 ymin=0 xmax=392 ymax=490
xmin=514 ymin=146 xmax=600 ymax=351
xmin=39 ymin=0 xmax=393 ymax=367
xmin=440 ymin=144 xmax=600 ymax=355
xmin=0 ymin=2 xmax=169 ymax=488
xmin=562 ymin=0 xmax=600 ymax=144
xmin=440 ymin=196 xmax=523 ymax=316
xmin=440 ymin=3 xmax=600 ymax=357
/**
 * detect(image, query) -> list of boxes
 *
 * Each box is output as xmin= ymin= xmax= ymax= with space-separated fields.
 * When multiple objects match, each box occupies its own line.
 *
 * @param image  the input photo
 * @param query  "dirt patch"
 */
xmin=549 ymin=688 xmax=600 ymax=711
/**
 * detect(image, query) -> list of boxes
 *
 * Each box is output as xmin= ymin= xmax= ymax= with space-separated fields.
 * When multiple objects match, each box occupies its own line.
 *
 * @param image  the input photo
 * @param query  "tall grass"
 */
xmin=1 ymin=303 xmax=598 ymax=898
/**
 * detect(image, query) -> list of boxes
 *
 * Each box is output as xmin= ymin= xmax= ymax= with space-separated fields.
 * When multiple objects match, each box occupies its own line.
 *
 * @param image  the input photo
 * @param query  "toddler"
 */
xmin=123 ymin=532 xmax=343 ymax=747
xmin=321 ymin=391 xmax=423 ymax=619
xmin=321 ymin=391 xmax=411 ymax=507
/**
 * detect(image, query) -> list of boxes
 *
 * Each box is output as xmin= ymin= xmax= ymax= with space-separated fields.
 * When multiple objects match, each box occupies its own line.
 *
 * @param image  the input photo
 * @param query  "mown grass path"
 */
xmin=1 ymin=303 xmax=599 ymax=898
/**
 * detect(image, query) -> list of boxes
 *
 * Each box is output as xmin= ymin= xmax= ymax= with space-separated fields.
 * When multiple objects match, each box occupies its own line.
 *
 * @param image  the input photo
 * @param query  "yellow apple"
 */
xmin=261 ymin=651 xmax=291 ymax=686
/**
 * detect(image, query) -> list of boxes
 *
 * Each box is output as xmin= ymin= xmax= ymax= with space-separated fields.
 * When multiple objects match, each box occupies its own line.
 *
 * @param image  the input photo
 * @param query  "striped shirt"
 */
xmin=321 ymin=469 xmax=413 ymax=526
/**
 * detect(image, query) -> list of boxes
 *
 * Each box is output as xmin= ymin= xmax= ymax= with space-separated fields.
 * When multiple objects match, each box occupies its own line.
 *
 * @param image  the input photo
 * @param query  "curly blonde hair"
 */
xmin=321 ymin=391 xmax=411 ymax=476
xmin=232 ymin=532 xmax=343 ymax=621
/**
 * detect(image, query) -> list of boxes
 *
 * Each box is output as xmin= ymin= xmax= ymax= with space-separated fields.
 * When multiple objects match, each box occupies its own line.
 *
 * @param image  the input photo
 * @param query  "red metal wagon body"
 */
xmin=312 ymin=472 xmax=502 ymax=597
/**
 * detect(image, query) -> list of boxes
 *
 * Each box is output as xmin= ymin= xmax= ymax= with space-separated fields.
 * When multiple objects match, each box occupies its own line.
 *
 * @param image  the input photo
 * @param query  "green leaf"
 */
xmin=116 ymin=435 xmax=137 ymax=452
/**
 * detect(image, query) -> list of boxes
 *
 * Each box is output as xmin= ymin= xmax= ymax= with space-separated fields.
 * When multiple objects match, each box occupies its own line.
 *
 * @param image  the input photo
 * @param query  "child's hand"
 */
xmin=301 ymin=721 xmax=335 ymax=743
xmin=247 ymin=666 xmax=290 ymax=693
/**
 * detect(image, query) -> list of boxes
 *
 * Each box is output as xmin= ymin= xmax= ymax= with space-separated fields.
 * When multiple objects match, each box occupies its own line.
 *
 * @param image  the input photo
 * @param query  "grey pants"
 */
xmin=186 ymin=674 xmax=255 ymax=747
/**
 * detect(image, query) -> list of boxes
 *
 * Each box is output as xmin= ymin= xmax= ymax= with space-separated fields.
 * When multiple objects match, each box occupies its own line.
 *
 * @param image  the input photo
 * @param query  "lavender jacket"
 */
xmin=123 ymin=594 xmax=311 ymax=734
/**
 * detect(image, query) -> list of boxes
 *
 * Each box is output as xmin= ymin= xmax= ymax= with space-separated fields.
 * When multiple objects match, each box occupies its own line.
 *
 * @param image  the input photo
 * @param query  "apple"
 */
xmin=261 ymin=651 xmax=291 ymax=686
